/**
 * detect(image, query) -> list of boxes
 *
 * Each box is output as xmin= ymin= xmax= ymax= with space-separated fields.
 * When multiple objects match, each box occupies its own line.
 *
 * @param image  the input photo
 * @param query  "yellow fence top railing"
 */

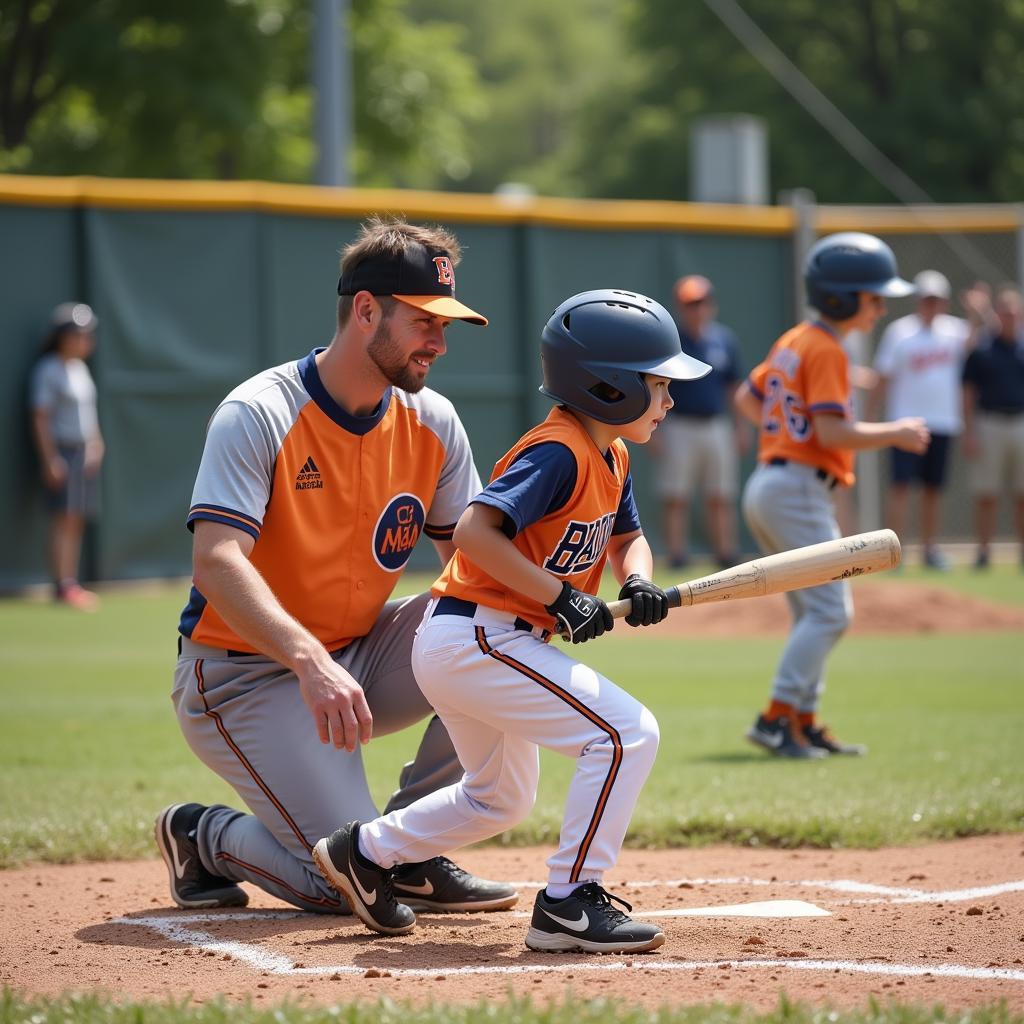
xmin=0 ymin=174 xmax=792 ymax=235
xmin=2 ymin=175 xmax=1019 ymax=236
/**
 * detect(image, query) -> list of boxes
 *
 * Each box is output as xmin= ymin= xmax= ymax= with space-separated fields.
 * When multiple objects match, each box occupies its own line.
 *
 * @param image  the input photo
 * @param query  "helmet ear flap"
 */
xmin=807 ymin=283 xmax=860 ymax=321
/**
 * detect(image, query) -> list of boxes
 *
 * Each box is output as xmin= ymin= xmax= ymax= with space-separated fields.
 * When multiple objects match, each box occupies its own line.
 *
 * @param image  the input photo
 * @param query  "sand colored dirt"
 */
xmin=650 ymin=579 xmax=1024 ymax=636
xmin=2 ymin=835 xmax=1022 ymax=1012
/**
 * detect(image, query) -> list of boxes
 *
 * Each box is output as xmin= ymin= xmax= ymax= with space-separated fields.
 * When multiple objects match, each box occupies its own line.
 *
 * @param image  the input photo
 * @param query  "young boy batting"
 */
xmin=313 ymin=288 xmax=711 ymax=954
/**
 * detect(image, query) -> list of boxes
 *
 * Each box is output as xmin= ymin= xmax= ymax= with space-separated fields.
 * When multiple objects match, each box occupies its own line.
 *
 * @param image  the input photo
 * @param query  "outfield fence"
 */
xmin=1 ymin=175 xmax=1020 ymax=588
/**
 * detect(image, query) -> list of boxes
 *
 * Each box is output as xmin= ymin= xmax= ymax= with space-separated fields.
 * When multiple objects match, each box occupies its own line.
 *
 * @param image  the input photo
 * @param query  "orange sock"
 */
xmin=764 ymin=699 xmax=796 ymax=722
xmin=797 ymin=712 xmax=816 ymax=729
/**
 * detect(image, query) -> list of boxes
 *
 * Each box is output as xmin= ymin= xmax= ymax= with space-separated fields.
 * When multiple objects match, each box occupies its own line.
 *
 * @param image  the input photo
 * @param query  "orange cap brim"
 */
xmin=393 ymin=294 xmax=488 ymax=326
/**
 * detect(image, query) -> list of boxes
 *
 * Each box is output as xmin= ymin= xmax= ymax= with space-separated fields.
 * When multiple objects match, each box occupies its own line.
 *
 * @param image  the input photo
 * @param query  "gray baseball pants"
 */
xmin=172 ymin=592 xmax=463 ymax=913
xmin=741 ymin=462 xmax=853 ymax=713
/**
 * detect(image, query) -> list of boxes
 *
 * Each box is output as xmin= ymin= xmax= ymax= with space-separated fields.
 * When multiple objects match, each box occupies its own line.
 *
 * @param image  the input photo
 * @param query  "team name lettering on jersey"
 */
xmin=373 ymin=493 xmax=426 ymax=571
xmin=543 ymin=513 xmax=616 ymax=575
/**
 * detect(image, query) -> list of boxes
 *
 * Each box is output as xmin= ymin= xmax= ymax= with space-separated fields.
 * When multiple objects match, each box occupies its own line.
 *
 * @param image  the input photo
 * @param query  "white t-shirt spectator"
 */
xmin=31 ymin=354 xmax=99 ymax=446
xmin=873 ymin=313 xmax=970 ymax=434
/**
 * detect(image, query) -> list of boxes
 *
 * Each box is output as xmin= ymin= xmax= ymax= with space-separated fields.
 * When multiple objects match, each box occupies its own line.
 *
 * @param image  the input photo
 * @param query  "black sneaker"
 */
xmin=392 ymin=856 xmax=518 ymax=913
xmin=525 ymin=882 xmax=665 ymax=954
xmin=804 ymin=723 xmax=867 ymax=756
xmin=312 ymin=822 xmax=415 ymax=935
xmin=154 ymin=803 xmax=249 ymax=909
xmin=746 ymin=714 xmax=827 ymax=759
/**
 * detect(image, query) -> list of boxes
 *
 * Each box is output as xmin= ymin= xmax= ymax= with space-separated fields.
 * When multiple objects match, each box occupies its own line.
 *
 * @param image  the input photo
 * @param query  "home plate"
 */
xmin=640 ymin=899 xmax=831 ymax=919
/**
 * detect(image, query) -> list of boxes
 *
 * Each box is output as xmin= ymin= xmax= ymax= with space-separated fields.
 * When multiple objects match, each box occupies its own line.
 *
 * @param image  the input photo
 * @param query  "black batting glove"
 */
xmin=617 ymin=574 xmax=669 ymax=627
xmin=545 ymin=581 xmax=614 ymax=644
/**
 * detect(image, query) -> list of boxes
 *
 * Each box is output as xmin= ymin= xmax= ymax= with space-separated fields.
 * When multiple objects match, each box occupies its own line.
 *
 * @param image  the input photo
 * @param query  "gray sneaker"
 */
xmin=392 ymin=856 xmax=518 ymax=913
xmin=746 ymin=714 xmax=827 ymax=759
xmin=312 ymin=822 xmax=416 ymax=935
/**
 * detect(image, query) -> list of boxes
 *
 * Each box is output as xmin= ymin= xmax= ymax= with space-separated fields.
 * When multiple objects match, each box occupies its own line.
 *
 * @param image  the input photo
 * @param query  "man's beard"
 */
xmin=367 ymin=319 xmax=429 ymax=393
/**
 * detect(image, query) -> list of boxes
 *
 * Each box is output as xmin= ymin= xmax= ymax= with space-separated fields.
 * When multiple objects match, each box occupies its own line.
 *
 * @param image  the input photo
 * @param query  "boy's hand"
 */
xmin=617 ymin=574 xmax=670 ymax=627
xmin=545 ymin=581 xmax=614 ymax=643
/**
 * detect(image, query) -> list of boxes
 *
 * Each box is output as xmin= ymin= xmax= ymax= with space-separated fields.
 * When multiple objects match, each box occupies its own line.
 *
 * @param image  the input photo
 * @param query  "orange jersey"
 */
xmin=747 ymin=321 xmax=855 ymax=486
xmin=434 ymin=407 xmax=633 ymax=631
xmin=180 ymin=349 xmax=481 ymax=652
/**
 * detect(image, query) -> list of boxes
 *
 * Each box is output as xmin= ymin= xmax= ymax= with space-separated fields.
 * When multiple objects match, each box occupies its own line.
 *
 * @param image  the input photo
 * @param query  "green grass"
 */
xmin=0 ymin=567 xmax=1022 ymax=867
xmin=2 ymin=991 xmax=1022 ymax=1024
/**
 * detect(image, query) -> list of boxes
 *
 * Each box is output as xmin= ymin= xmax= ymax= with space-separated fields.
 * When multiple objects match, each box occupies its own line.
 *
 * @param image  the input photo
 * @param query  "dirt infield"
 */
xmin=651 ymin=579 xmax=1024 ymax=636
xmin=2 ymin=835 xmax=1022 ymax=1011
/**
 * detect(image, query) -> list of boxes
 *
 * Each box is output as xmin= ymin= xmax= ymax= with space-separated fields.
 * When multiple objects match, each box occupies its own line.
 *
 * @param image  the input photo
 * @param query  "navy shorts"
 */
xmin=46 ymin=444 xmax=100 ymax=518
xmin=890 ymin=432 xmax=952 ymax=488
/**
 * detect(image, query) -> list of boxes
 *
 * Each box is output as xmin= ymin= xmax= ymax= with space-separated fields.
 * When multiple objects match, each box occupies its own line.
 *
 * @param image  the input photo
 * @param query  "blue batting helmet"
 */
xmin=539 ymin=289 xmax=711 ymax=425
xmin=805 ymin=232 xmax=913 ymax=321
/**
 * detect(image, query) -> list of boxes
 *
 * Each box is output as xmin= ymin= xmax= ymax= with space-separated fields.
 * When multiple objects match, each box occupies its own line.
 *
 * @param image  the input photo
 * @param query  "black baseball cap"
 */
xmin=337 ymin=242 xmax=488 ymax=325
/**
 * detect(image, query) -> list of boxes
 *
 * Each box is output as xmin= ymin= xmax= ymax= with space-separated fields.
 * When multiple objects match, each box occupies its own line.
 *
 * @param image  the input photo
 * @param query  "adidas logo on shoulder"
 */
xmin=295 ymin=456 xmax=323 ymax=491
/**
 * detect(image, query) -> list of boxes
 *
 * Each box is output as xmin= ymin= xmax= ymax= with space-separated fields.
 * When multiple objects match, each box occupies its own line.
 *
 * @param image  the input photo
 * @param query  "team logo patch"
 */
xmin=372 ymin=493 xmax=426 ymax=572
xmin=542 ymin=513 xmax=615 ymax=575
xmin=433 ymin=256 xmax=455 ymax=287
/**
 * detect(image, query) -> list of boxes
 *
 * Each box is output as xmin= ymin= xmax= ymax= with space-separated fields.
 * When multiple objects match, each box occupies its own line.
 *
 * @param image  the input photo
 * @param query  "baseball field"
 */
xmin=1 ymin=560 xmax=1022 ymax=1021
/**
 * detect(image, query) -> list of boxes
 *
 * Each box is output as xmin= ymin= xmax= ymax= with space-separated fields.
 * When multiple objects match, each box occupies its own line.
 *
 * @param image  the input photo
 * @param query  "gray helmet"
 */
xmin=805 ymin=232 xmax=913 ymax=321
xmin=539 ymin=289 xmax=711 ymax=425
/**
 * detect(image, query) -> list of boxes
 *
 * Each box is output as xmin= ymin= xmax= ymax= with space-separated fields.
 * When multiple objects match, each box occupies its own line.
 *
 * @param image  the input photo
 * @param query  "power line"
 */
xmin=701 ymin=0 xmax=1007 ymax=281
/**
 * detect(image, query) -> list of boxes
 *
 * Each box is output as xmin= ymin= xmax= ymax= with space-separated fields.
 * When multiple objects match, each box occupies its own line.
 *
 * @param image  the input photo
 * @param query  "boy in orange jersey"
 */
xmin=735 ymin=233 xmax=930 ymax=759
xmin=314 ymin=289 xmax=712 ymax=953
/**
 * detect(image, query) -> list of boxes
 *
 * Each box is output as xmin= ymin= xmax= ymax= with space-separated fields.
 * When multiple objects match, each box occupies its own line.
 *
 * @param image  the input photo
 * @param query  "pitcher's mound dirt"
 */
xmin=651 ymin=580 xmax=1024 ymax=636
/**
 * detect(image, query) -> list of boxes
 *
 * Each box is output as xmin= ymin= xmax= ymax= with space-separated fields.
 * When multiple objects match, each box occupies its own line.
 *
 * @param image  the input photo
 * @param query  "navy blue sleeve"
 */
xmin=612 ymin=471 xmax=642 ymax=535
xmin=473 ymin=442 xmax=578 ymax=535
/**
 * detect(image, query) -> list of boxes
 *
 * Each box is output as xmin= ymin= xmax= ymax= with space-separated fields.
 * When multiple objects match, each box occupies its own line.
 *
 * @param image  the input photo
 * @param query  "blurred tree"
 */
xmin=567 ymin=0 xmax=1024 ymax=203
xmin=405 ymin=0 xmax=629 ymax=195
xmin=0 ymin=0 xmax=482 ymax=184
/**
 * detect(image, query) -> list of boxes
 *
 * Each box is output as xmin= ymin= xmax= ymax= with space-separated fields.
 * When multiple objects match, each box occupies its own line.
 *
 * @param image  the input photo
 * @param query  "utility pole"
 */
xmin=312 ymin=0 xmax=352 ymax=186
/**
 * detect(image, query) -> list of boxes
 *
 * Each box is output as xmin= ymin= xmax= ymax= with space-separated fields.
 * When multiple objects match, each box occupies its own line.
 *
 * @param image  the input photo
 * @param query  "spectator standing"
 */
xmin=652 ymin=275 xmax=746 ymax=568
xmin=871 ymin=270 xmax=975 ymax=569
xmin=29 ymin=302 xmax=104 ymax=610
xmin=961 ymin=286 xmax=1024 ymax=568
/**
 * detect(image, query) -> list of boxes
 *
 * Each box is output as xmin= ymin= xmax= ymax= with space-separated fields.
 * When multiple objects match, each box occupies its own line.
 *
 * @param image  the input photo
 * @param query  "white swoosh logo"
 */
xmin=167 ymin=827 xmax=191 ymax=879
xmin=542 ymin=907 xmax=589 ymax=932
xmin=349 ymin=852 xmax=377 ymax=906
xmin=395 ymin=879 xmax=433 ymax=896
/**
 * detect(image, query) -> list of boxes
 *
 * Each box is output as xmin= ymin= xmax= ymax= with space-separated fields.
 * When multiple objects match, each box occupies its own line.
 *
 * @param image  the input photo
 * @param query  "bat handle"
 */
xmin=606 ymin=585 xmax=683 ymax=621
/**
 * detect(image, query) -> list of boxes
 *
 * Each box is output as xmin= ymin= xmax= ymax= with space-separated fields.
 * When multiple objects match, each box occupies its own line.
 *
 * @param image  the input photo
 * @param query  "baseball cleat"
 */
xmin=525 ymin=882 xmax=665 ymax=954
xmin=154 ymin=803 xmax=249 ymax=909
xmin=746 ymin=714 xmax=827 ymax=759
xmin=312 ymin=822 xmax=416 ymax=935
xmin=392 ymin=856 xmax=518 ymax=913
xmin=804 ymin=723 xmax=867 ymax=756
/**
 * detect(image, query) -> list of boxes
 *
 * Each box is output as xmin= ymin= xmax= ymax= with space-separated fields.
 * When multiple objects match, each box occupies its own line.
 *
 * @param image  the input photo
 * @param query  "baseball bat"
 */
xmin=607 ymin=529 xmax=901 ymax=621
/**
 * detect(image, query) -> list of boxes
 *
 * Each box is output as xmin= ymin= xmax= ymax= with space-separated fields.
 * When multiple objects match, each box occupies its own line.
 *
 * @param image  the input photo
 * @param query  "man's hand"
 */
xmin=545 ymin=581 xmax=614 ymax=643
xmin=296 ymin=659 xmax=373 ymax=751
xmin=617 ymin=574 xmax=670 ymax=627
xmin=43 ymin=454 xmax=67 ymax=490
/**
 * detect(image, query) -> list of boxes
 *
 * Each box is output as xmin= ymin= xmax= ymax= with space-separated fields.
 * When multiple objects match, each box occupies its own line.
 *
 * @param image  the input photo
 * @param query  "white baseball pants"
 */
xmin=359 ymin=600 xmax=660 ymax=885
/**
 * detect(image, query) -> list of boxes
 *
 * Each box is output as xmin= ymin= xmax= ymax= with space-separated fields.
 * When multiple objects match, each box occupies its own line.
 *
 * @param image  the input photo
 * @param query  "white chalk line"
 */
xmin=114 ymin=915 xmax=1024 ymax=983
xmin=503 ymin=877 xmax=1024 ymax=904
xmin=508 ymin=899 xmax=832 ymax=919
